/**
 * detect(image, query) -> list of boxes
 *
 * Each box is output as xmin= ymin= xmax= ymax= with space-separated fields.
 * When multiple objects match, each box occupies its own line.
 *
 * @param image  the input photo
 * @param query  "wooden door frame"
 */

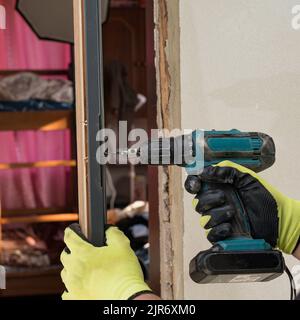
xmin=146 ymin=0 xmax=160 ymax=296
xmin=73 ymin=0 xmax=183 ymax=300
xmin=153 ymin=0 xmax=184 ymax=300
xmin=73 ymin=0 xmax=107 ymax=245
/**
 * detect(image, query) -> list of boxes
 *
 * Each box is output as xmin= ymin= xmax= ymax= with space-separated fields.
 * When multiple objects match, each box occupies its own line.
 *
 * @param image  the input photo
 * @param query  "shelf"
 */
xmin=0 ymin=266 xmax=64 ymax=297
xmin=0 ymin=110 xmax=74 ymax=132
xmin=0 ymin=213 xmax=79 ymax=225
xmin=3 ymin=207 xmax=76 ymax=216
xmin=0 ymin=69 xmax=69 ymax=77
xmin=0 ymin=160 xmax=77 ymax=170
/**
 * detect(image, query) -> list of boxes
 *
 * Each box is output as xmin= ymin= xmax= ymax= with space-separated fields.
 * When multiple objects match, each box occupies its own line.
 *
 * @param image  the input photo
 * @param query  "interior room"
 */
xmin=0 ymin=0 xmax=299 ymax=303
xmin=0 ymin=0 xmax=159 ymax=298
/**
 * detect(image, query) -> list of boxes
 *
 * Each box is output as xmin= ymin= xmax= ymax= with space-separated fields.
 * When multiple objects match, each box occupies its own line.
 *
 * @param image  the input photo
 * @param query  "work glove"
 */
xmin=60 ymin=224 xmax=152 ymax=300
xmin=185 ymin=161 xmax=300 ymax=254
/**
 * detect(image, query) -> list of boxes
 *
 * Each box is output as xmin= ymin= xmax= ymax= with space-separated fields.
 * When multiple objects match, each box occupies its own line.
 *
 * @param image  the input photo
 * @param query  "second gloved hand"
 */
xmin=61 ymin=224 xmax=151 ymax=300
xmin=185 ymin=161 xmax=300 ymax=254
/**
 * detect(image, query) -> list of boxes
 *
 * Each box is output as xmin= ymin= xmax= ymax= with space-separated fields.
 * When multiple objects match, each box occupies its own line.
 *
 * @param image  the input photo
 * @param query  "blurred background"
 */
xmin=0 ymin=0 xmax=159 ymax=298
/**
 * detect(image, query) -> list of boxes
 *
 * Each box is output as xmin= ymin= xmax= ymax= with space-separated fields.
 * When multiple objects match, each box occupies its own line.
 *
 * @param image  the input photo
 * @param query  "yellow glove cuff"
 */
xmin=278 ymin=198 xmax=300 ymax=254
xmin=116 ymin=280 xmax=152 ymax=300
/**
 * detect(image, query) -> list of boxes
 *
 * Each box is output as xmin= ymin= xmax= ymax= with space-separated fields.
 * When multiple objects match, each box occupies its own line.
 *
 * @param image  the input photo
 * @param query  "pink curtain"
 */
xmin=0 ymin=0 xmax=72 ymax=211
xmin=0 ymin=0 xmax=71 ymax=70
xmin=0 ymin=130 xmax=71 ymax=210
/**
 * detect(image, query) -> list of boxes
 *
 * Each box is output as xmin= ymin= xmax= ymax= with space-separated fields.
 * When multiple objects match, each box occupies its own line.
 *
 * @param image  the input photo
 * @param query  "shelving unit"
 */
xmin=0 ymin=1 xmax=161 ymax=297
xmin=0 ymin=70 xmax=78 ymax=296
xmin=0 ymin=267 xmax=64 ymax=298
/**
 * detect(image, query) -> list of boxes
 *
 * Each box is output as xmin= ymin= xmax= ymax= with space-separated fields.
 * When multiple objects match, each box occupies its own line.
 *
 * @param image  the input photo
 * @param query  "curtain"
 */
xmin=0 ymin=130 xmax=71 ymax=210
xmin=0 ymin=0 xmax=70 ymax=70
xmin=0 ymin=0 xmax=72 ymax=210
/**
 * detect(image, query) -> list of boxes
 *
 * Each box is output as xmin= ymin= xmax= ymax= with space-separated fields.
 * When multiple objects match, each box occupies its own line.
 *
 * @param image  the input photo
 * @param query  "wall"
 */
xmin=180 ymin=0 xmax=300 ymax=299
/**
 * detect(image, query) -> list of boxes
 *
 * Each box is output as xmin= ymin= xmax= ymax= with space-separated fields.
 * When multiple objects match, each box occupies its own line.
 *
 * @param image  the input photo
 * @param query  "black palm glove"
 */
xmin=185 ymin=161 xmax=300 ymax=254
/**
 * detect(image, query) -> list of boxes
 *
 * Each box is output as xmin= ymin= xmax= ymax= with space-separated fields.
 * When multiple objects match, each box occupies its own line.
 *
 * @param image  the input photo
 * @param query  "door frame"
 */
xmin=73 ymin=0 xmax=183 ymax=299
xmin=153 ymin=0 xmax=184 ymax=300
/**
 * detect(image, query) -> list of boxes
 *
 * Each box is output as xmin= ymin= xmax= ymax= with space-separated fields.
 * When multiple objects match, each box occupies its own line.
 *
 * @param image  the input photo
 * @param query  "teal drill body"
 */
xmin=186 ymin=130 xmax=283 ymax=283
xmin=186 ymin=129 xmax=275 ymax=175
xmin=185 ymin=130 xmax=276 ymax=254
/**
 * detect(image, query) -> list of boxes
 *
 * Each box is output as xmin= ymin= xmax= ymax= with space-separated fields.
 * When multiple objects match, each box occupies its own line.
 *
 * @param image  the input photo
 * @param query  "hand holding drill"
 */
xmin=185 ymin=160 xmax=300 ymax=256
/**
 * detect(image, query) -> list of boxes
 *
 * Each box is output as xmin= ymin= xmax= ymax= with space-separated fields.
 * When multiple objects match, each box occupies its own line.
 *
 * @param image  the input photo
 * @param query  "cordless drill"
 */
xmin=118 ymin=129 xmax=284 ymax=283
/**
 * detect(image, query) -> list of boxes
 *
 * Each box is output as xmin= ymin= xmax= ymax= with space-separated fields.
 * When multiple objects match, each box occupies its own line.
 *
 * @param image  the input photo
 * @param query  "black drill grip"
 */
xmin=201 ymin=181 xmax=251 ymax=239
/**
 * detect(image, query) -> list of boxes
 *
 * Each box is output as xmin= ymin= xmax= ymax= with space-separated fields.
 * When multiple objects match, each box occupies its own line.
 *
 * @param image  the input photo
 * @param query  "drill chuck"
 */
xmin=138 ymin=133 xmax=195 ymax=166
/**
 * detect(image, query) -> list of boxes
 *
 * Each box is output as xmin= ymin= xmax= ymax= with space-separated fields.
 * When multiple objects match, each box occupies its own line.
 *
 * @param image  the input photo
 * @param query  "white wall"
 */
xmin=180 ymin=0 xmax=300 ymax=299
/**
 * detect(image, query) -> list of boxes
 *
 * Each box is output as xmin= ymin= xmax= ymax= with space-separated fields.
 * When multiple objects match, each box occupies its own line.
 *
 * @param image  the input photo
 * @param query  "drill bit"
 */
xmin=109 ymin=148 xmax=140 ymax=163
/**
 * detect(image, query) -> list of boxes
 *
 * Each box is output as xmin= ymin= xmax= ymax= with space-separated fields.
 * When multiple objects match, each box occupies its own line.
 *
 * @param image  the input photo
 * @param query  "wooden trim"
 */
xmin=1 ymin=214 xmax=79 ymax=225
xmin=0 ymin=160 xmax=76 ymax=170
xmin=0 ymin=110 xmax=74 ymax=131
xmin=73 ymin=0 xmax=90 ymax=237
xmin=146 ymin=0 xmax=161 ymax=296
xmin=73 ymin=0 xmax=107 ymax=245
xmin=154 ymin=0 xmax=184 ymax=300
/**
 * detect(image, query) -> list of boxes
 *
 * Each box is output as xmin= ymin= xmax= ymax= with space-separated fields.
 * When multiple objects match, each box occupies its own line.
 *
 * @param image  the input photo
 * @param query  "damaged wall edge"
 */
xmin=154 ymin=0 xmax=184 ymax=300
